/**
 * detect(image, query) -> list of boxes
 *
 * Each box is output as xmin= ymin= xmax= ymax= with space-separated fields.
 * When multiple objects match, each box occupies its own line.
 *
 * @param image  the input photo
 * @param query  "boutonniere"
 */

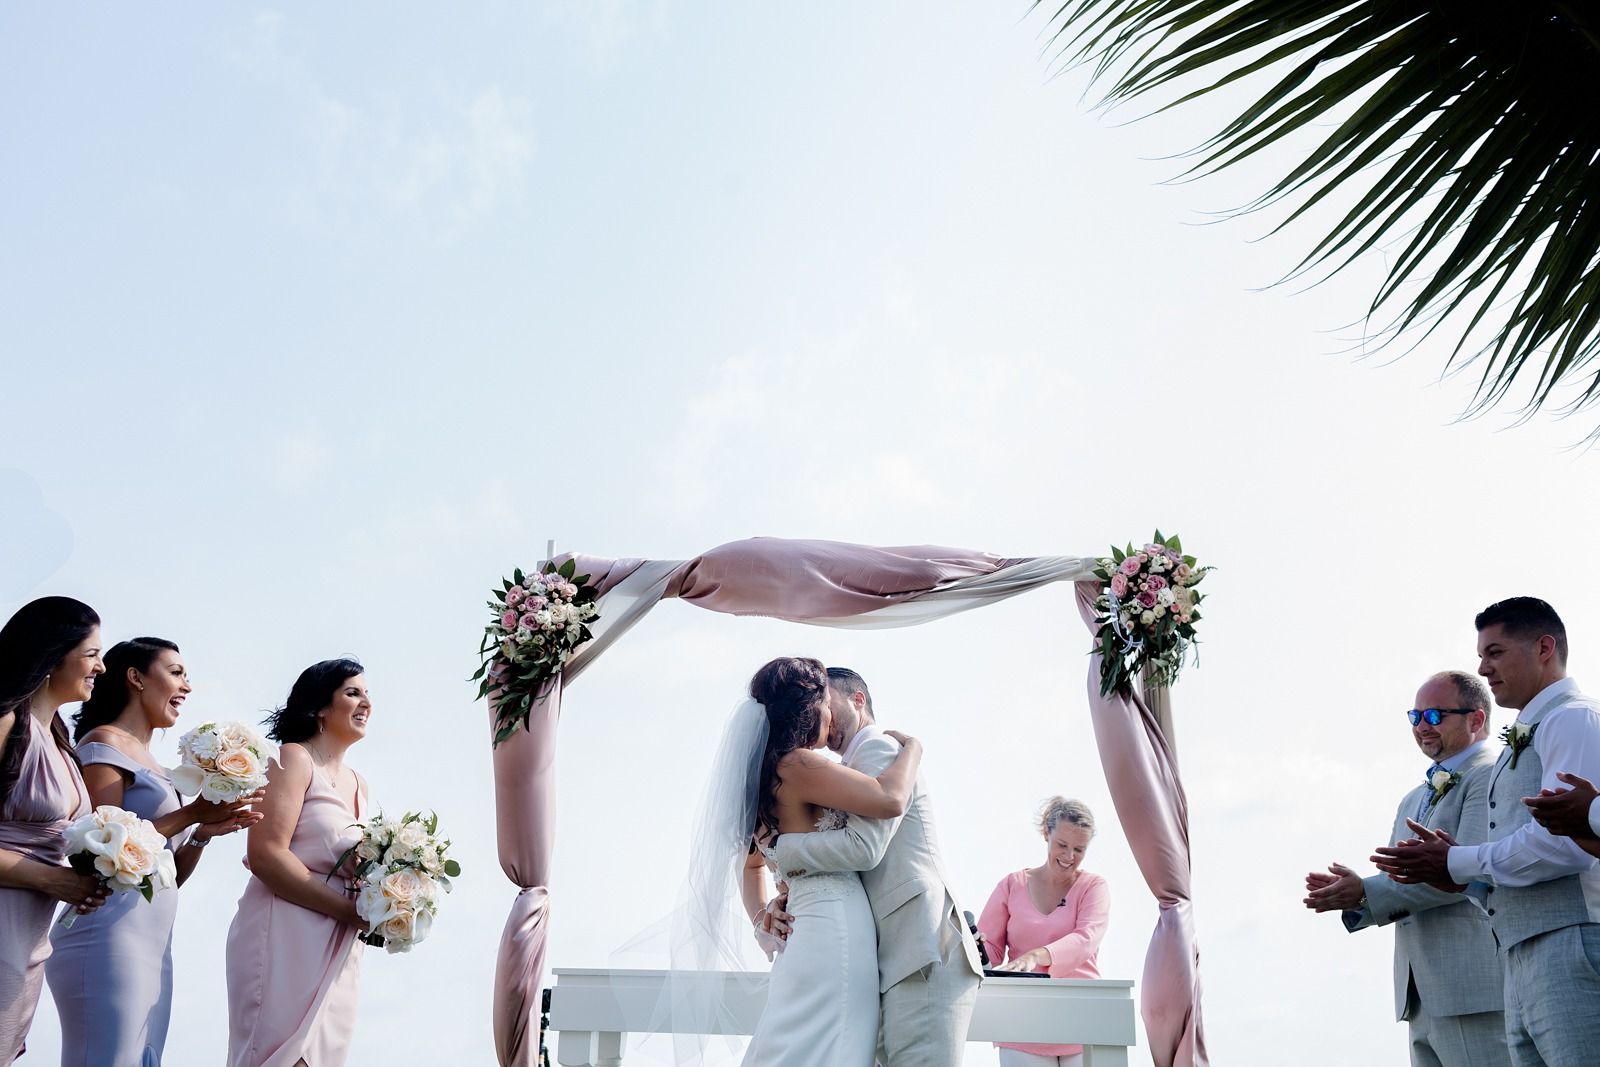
xmin=1500 ymin=720 xmax=1538 ymax=769
xmin=1427 ymin=768 xmax=1463 ymax=806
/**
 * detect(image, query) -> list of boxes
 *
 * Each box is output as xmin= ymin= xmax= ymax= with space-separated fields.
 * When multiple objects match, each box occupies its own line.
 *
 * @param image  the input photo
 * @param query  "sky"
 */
xmin=3 ymin=4 xmax=1597 ymax=1065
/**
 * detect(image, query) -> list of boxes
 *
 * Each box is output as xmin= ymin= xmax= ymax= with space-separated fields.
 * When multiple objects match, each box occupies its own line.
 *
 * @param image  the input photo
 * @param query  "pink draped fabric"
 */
xmin=487 ymin=539 xmax=1205 ymax=1067
xmin=1076 ymin=581 xmax=1207 ymax=1067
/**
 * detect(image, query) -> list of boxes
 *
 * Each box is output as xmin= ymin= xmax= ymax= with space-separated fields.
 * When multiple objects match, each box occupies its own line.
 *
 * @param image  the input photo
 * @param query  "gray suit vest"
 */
xmin=1483 ymin=695 xmax=1593 ymax=950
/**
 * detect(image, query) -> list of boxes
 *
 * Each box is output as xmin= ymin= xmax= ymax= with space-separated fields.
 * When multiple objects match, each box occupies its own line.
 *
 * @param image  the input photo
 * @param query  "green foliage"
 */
xmin=1040 ymin=1 xmax=1600 ymax=427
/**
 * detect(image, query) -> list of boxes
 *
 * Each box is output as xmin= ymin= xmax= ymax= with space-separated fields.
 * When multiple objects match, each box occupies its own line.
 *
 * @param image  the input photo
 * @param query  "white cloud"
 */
xmin=226 ymin=12 xmax=534 ymax=232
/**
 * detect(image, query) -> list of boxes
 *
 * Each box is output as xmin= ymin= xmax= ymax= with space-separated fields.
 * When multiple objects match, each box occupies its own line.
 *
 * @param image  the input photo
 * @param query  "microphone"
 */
xmin=963 ymin=909 xmax=990 ymax=967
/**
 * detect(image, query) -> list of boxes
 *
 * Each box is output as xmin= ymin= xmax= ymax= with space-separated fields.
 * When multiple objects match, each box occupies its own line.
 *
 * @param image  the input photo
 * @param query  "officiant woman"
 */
xmin=976 ymin=796 xmax=1111 ymax=1067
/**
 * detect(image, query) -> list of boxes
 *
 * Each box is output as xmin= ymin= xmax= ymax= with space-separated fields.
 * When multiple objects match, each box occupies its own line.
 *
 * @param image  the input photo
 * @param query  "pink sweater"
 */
xmin=976 ymin=868 xmax=1110 ymax=1056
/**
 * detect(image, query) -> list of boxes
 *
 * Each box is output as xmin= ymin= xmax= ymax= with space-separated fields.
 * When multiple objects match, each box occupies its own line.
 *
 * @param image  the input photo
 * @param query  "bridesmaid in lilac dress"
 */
xmin=0 ymin=597 xmax=111 ymax=1061
xmin=226 ymin=658 xmax=373 ymax=1067
xmin=46 ymin=637 xmax=262 ymax=1067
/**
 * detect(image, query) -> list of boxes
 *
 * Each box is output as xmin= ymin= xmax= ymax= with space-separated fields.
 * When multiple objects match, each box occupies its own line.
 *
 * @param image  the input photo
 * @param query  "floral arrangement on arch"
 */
xmin=474 ymin=559 xmax=600 ymax=745
xmin=1091 ymin=531 xmax=1208 ymax=697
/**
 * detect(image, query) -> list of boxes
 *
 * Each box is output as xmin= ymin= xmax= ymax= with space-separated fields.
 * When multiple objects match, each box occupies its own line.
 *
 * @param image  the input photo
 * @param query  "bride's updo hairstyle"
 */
xmin=264 ymin=658 xmax=365 ymax=744
xmin=749 ymin=656 xmax=829 ymax=843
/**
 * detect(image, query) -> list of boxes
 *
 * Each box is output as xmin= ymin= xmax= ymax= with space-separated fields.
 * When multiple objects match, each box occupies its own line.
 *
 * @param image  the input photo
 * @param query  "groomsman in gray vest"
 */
xmin=1305 ymin=670 xmax=1509 ymax=1067
xmin=765 ymin=667 xmax=983 ymax=1066
xmin=1376 ymin=598 xmax=1600 ymax=1067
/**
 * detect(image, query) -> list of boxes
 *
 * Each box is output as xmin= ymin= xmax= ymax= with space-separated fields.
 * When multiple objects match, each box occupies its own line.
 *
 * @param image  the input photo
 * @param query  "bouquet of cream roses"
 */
xmin=59 ymin=805 xmax=177 ymax=927
xmin=1091 ymin=531 xmax=1209 ymax=697
xmin=474 ymin=558 xmax=600 ymax=745
xmin=340 ymin=810 xmax=460 ymax=954
xmin=170 ymin=720 xmax=274 ymax=803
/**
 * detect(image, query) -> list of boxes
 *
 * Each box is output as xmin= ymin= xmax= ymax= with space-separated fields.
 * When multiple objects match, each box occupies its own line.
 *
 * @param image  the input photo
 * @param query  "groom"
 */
xmin=767 ymin=666 xmax=983 ymax=1066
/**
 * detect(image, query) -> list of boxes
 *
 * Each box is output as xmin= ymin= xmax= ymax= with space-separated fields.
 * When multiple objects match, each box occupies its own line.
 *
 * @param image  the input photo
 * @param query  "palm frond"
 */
xmin=1039 ymin=0 xmax=1600 ymax=427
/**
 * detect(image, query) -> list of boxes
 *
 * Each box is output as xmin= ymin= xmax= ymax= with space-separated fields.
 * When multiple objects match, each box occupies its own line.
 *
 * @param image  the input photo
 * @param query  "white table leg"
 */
xmin=557 ymin=1030 xmax=626 ymax=1066
xmin=1083 ymin=1042 xmax=1129 ymax=1066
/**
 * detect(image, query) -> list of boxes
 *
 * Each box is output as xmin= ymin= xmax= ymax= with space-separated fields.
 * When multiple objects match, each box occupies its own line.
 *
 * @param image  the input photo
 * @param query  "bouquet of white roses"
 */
xmin=1091 ymin=531 xmax=1209 ymax=697
xmin=474 ymin=558 xmax=600 ymax=745
xmin=340 ymin=810 xmax=460 ymax=954
xmin=59 ymin=805 xmax=177 ymax=927
xmin=170 ymin=720 xmax=274 ymax=803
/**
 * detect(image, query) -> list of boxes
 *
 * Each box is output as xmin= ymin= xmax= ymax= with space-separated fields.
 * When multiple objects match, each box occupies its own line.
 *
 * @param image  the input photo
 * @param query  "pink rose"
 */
xmin=526 ymin=597 xmax=547 ymax=612
xmin=506 ymin=586 xmax=525 ymax=608
xmin=1146 ymin=574 xmax=1167 ymax=592
xmin=1136 ymin=590 xmax=1158 ymax=609
xmin=1109 ymin=573 xmax=1129 ymax=598
xmin=1119 ymin=558 xmax=1142 ymax=577
xmin=518 ymin=612 xmax=540 ymax=630
xmin=501 ymin=610 xmax=518 ymax=630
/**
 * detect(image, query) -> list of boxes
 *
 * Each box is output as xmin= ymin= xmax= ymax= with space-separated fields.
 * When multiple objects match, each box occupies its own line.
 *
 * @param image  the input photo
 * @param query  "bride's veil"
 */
xmin=612 ymin=697 xmax=770 ymax=1064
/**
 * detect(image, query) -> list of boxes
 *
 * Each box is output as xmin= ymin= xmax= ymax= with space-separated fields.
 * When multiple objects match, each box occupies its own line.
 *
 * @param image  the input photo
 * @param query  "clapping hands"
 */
xmin=1303 ymin=863 xmax=1365 ymax=912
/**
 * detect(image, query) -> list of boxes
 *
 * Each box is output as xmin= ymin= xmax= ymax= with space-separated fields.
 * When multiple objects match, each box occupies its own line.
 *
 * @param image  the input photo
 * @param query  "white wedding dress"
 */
xmin=743 ymin=811 xmax=879 ymax=1067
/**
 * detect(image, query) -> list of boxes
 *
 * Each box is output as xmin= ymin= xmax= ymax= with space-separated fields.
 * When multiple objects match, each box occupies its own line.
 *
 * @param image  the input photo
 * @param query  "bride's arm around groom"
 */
xmin=771 ymin=668 xmax=982 ymax=1067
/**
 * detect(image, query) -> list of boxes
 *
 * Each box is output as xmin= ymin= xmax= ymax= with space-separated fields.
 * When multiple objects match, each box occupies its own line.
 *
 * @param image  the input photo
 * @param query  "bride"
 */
xmin=687 ymin=656 xmax=921 ymax=1066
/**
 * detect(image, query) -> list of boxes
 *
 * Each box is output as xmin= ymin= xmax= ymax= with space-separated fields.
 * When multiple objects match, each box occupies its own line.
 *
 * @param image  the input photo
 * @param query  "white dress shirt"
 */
xmin=1447 ymin=678 xmax=1600 ymax=888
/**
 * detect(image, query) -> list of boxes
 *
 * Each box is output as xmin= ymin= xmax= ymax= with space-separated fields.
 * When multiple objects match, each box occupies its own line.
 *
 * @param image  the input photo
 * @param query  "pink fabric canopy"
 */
xmin=488 ymin=537 xmax=1206 ymax=1067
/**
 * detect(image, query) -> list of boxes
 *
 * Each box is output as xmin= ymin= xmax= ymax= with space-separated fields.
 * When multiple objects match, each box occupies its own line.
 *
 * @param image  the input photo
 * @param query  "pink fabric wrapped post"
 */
xmin=1076 ymin=581 xmax=1207 ymax=1067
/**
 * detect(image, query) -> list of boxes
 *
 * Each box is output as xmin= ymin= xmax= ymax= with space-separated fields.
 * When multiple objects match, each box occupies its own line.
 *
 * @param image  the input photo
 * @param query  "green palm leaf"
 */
xmin=1039 ymin=1 xmax=1600 ymax=427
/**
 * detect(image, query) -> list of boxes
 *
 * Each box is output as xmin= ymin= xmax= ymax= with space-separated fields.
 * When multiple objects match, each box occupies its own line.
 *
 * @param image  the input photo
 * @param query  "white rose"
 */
xmin=1430 ymin=770 xmax=1452 ymax=791
xmin=419 ymin=848 xmax=444 ymax=875
xmin=1140 ymin=610 xmax=1156 ymax=626
xmin=201 ymin=771 xmax=247 ymax=804
xmin=395 ymin=822 xmax=429 ymax=853
xmin=377 ymin=907 xmax=419 ymax=953
xmin=1153 ymin=605 xmax=1166 ymax=619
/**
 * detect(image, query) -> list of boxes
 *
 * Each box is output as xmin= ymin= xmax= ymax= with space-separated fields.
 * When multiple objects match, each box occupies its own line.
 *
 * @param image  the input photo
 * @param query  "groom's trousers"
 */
xmin=877 ymin=954 xmax=980 ymax=1067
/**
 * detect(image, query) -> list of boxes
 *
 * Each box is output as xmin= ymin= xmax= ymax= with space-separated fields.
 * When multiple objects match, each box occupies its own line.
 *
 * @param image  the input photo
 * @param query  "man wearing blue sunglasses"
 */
xmin=1306 ymin=672 xmax=1506 ymax=1067
xmin=1377 ymin=597 xmax=1600 ymax=1067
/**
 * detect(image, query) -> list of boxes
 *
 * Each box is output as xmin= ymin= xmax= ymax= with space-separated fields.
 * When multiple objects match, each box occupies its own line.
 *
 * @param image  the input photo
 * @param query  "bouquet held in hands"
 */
xmin=59 ymin=805 xmax=177 ymax=926
xmin=340 ymin=810 xmax=461 ymax=954
xmin=170 ymin=720 xmax=274 ymax=802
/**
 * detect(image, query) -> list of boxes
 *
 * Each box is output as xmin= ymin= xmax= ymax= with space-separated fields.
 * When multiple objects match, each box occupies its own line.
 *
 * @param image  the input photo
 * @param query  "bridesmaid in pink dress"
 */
xmin=226 ymin=658 xmax=373 ymax=1067
xmin=0 ymin=597 xmax=111 ymax=1061
xmin=977 ymin=797 xmax=1111 ymax=1067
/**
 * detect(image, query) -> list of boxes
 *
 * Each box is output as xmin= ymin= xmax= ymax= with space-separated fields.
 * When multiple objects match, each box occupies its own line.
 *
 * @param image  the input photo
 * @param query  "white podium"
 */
xmin=548 ymin=967 xmax=1136 ymax=1065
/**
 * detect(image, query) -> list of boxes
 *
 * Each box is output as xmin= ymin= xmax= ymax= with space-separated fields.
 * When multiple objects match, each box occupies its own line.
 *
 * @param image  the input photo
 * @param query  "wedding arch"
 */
xmin=484 ymin=538 xmax=1207 ymax=1067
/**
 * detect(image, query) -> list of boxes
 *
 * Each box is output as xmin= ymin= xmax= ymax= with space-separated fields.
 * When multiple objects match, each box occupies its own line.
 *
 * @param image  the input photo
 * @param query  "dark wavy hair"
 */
xmin=73 ymin=638 xmax=180 ymax=742
xmin=1476 ymin=597 xmax=1568 ymax=663
xmin=0 ymin=597 xmax=99 ymax=807
xmin=749 ymin=656 xmax=829 ymax=843
xmin=264 ymin=658 xmax=365 ymax=743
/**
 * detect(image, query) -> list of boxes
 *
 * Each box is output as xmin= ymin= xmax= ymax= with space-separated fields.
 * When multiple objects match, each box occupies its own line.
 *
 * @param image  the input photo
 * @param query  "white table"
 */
xmin=548 ymin=967 xmax=1136 ymax=1065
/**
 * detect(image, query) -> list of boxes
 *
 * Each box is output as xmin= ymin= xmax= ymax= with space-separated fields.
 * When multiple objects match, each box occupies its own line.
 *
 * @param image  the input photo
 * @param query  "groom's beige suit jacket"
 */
xmin=771 ymin=723 xmax=983 ymax=992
